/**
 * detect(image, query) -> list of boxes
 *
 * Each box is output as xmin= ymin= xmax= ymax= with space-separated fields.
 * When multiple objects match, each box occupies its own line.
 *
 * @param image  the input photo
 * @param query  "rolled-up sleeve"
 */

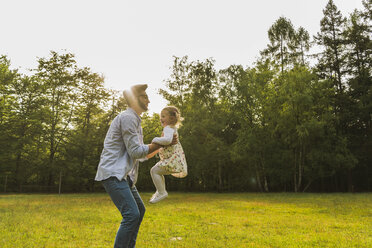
xmin=121 ymin=116 xmax=149 ymax=159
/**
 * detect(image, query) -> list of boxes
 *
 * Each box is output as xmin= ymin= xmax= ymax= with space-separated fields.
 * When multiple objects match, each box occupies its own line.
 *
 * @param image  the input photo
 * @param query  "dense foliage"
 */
xmin=1 ymin=0 xmax=371 ymax=192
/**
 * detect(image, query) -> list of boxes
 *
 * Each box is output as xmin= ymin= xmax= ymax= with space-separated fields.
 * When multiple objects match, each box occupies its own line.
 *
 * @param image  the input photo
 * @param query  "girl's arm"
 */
xmin=151 ymin=126 xmax=175 ymax=145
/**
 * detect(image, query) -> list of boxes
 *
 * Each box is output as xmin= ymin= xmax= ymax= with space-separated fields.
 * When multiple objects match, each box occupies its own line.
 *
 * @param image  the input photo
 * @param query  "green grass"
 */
xmin=1 ymin=193 xmax=371 ymax=247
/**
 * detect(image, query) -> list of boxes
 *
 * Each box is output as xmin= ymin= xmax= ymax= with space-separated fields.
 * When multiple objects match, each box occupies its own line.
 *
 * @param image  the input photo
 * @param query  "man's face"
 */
xmin=137 ymin=93 xmax=150 ymax=111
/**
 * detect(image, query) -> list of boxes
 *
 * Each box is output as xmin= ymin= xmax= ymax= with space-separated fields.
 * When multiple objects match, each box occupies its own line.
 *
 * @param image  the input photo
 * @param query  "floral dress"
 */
xmin=152 ymin=126 xmax=188 ymax=178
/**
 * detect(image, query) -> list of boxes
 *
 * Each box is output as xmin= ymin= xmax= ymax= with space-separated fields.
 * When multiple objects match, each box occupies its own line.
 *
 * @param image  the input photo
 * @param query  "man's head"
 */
xmin=123 ymin=84 xmax=150 ymax=112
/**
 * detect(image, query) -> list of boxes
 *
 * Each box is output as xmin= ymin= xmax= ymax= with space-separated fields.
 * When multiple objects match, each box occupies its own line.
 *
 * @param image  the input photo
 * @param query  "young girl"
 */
xmin=147 ymin=106 xmax=187 ymax=204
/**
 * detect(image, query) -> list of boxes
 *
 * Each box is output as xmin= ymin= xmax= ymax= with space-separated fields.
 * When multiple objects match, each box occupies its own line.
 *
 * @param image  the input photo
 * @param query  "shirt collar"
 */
xmin=127 ymin=107 xmax=142 ymax=122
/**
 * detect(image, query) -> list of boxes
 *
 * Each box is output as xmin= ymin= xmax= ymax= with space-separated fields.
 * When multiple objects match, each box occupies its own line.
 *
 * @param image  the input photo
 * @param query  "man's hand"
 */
xmin=148 ymin=143 xmax=162 ymax=154
xmin=170 ymin=133 xmax=178 ymax=145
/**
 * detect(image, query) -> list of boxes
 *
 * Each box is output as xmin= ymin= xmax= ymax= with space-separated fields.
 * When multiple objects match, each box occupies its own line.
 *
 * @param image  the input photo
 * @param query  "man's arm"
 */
xmin=121 ymin=116 xmax=149 ymax=159
xmin=148 ymin=143 xmax=161 ymax=154
xmin=146 ymin=147 xmax=160 ymax=159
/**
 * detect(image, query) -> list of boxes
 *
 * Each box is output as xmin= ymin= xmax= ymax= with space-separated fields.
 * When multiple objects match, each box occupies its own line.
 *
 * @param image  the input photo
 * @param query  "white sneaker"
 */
xmin=150 ymin=191 xmax=159 ymax=202
xmin=149 ymin=191 xmax=168 ymax=204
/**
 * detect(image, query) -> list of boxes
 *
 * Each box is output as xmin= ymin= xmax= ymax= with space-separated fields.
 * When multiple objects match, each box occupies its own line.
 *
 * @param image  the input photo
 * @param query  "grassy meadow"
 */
xmin=1 ymin=192 xmax=371 ymax=248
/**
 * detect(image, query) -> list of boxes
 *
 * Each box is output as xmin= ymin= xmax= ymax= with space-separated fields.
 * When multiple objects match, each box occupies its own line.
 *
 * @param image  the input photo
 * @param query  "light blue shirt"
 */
xmin=95 ymin=108 xmax=149 ymax=185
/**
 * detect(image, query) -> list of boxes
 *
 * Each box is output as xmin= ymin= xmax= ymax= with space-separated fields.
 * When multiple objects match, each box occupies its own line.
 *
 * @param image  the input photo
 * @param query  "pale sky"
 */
xmin=1 ymin=0 xmax=363 ymax=114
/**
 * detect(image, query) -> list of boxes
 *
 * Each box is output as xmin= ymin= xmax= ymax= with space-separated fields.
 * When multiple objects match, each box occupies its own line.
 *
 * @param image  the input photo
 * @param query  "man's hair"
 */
xmin=131 ymin=84 xmax=148 ymax=97
xmin=123 ymin=84 xmax=148 ymax=106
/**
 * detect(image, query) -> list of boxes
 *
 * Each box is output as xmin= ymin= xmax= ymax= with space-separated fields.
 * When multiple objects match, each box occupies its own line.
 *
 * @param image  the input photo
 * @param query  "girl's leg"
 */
xmin=150 ymin=165 xmax=168 ymax=194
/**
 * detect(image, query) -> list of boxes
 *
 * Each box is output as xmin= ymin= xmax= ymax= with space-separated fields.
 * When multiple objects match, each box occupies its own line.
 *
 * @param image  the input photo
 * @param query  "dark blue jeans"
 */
xmin=102 ymin=177 xmax=146 ymax=248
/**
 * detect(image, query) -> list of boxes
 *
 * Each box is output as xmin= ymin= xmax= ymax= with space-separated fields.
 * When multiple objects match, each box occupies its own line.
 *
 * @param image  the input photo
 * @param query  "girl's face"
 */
xmin=160 ymin=110 xmax=174 ymax=127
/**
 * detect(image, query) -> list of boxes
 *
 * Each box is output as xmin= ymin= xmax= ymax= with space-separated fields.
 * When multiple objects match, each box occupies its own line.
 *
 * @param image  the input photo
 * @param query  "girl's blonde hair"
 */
xmin=162 ymin=106 xmax=184 ymax=127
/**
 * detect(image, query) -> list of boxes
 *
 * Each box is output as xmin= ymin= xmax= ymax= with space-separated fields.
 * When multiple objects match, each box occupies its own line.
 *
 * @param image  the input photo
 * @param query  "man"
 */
xmin=95 ymin=84 xmax=170 ymax=248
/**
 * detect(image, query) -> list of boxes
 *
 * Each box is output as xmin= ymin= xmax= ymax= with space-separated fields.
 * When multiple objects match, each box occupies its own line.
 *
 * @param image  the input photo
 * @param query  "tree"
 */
xmin=62 ymin=67 xmax=109 ymax=191
xmin=314 ymin=0 xmax=347 ymax=93
xmin=160 ymin=57 xmax=232 ymax=191
xmin=9 ymin=75 xmax=45 ymax=190
xmin=343 ymin=2 xmax=372 ymax=191
xmin=159 ymin=56 xmax=192 ymax=110
xmin=34 ymin=51 xmax=81 ymax=187
xmin=223 ymin=60 xmax=277 ymax=192
xmin=261 ymin=17 xmax=296 ymax=72
xmin=314 ymin=0 xmax=358 ymax=191
xmin=291 ymin=27 xmax=311 ymax=66
xmin=0 ymin=56 xmax=18 ymax=190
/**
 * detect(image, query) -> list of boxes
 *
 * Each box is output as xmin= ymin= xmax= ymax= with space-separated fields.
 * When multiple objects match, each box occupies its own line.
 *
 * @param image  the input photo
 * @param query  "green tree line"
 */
xmin=1 ymin=0 xmax=371 ymax=193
